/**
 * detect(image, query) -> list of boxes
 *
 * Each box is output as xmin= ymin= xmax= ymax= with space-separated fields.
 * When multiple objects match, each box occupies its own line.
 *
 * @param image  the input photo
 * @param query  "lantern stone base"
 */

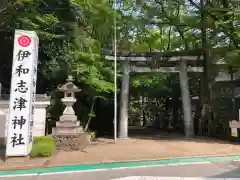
xmin=52 ymin=125 xmax=83 ymax=135
xmin=53 ymin=133 xmax=91 ymax=151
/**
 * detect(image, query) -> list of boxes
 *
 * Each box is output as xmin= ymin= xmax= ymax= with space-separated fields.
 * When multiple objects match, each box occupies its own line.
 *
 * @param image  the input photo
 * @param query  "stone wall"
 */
xmin=0 ymin=99 xmax=8 ymax=147
xmin=53 ymin=133 xmax=91 ymax=151
xmin=0 ymin=94 xmax=50 ymax=147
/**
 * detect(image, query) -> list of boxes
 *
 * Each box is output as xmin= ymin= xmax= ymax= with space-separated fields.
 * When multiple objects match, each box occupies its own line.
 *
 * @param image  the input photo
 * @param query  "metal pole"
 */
xmin=113 ymin=0 xmax=117 ymax=143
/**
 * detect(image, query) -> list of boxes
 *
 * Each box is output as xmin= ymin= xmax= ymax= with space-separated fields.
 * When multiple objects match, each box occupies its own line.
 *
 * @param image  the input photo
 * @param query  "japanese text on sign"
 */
xmin=6 ymin=30 xmax=39 ymax=157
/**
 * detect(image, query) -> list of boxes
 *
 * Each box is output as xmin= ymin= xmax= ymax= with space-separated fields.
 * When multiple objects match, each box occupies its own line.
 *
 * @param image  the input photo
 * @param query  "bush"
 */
xmin=30 ymin=136 xmax=55 ymax=158
xmin=89 ymin=131 xmax=97 ymax=140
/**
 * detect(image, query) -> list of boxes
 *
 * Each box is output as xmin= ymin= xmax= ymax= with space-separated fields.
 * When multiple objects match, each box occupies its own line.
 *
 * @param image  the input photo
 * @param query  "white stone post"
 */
xmin=33 ymin=95 xmax=50 ymax=137
xmin=0 ymin=99 xmax=9 ymax=147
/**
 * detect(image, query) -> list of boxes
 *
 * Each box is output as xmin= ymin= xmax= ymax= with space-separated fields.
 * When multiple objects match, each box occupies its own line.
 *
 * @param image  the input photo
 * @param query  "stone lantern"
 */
xmin=52 ymin=75 xmax=83 ymax=135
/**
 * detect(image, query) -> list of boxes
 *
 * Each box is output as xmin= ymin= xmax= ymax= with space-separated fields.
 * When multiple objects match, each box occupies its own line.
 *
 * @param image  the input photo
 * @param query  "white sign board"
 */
xmin=6 ymin=30 xmax=39 ymax=157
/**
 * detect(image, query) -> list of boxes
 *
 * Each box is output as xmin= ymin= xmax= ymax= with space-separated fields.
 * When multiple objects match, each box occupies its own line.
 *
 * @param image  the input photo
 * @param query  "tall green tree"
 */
xmin=0 ymin=0 xmax=115 ymax=93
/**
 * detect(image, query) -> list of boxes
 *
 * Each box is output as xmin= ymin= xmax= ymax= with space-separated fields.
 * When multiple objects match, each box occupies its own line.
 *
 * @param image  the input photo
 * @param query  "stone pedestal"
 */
xmin=52 ymin=97 xmax=83 ymax=135
xmin=53 ymin=133 xmax=91 ymax=151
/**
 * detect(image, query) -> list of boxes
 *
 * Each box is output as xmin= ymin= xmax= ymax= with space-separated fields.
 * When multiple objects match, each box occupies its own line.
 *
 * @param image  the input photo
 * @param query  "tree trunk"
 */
xmin=194 ymin=98 xmax=201 ymax=135
xmin=84 ymin=97 xmax=95 ymax=132
xmin=199 ymin=0 xmax=213 ymax=136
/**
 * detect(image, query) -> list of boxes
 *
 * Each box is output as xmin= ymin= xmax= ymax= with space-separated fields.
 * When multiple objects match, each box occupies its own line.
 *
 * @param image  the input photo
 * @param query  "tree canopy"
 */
xmin=1 ymin=0 xmax=239 ymax=91
xmin=0 ymin=0 xmax=116 ymax=93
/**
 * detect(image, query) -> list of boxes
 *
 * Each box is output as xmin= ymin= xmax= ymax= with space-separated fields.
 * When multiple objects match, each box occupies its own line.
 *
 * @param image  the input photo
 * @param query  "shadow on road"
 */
xmin=211 ymin=168 xmax=240 ymax=178
xmin=128 ymin=126 xmax=239 ymax=145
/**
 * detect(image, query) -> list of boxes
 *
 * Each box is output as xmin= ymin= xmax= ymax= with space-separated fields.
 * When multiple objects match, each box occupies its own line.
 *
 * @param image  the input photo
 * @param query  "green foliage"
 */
xmin=88 ymin=113 xmax=96 ymax=117
xmin=131 ymin=73 xmax=169 ymax=97
xmin=0 ymin=0 xmax=115 ymax=94
xmin=119 ymin=0 xmax=239 ymax=103
xmin=30 ymin=136 xmax=55 ymax=158
xmin=88 ymin=131 xmax=97 ymax=139
xmin=70 ymin=52 xmax=115 ymax=92
xmin=1 ymin=0 xmax=238 ymax=95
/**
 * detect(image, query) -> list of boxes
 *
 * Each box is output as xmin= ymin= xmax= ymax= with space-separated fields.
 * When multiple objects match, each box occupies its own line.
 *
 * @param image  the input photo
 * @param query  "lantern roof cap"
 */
xmin=58 ymin=75 xmax=81 ymax=92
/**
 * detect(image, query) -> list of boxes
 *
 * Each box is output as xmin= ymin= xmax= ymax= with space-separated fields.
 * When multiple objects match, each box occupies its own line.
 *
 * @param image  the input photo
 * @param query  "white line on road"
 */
xmin=0 ymin=173 xmax=38 ymax=178
xmin=39 ymin=161 xmax=211 ymax=176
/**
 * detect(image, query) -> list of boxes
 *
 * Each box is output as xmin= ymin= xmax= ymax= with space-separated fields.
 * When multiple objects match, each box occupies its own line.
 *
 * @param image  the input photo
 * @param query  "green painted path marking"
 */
xmin=0 ymin=155 xmax=240 ymax=176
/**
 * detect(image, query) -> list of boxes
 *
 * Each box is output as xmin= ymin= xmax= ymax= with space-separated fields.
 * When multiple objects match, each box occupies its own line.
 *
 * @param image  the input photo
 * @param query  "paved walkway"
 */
xmin=49 ymin=138 xmax=240 ymax=166
xmin=1 ymin=137 xmax=240 ymax=171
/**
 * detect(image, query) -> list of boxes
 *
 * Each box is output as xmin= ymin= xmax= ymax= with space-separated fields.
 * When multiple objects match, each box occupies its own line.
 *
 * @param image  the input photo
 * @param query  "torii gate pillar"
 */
xmin=119 ymin=61 xmax=130 ymax=139
xmin=179 ymin=59 xmax=194 ymax=137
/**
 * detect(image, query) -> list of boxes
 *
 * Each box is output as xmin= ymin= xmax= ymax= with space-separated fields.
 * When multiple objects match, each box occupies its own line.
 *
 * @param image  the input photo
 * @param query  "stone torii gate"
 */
xmin=104 ymin=50 xmax=204 ymax=139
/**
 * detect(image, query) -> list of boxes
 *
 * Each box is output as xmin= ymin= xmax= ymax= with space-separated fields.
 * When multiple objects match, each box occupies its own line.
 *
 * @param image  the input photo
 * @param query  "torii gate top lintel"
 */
xmin=103 ymin=50 xmax=204 ymax=63
xmin=103 ymin=50 xmax=204 ymax=73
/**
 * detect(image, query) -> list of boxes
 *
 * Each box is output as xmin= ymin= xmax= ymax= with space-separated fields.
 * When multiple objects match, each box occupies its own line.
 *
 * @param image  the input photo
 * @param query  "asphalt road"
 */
xmin=3 ymin=161 xmax=240 ymax=180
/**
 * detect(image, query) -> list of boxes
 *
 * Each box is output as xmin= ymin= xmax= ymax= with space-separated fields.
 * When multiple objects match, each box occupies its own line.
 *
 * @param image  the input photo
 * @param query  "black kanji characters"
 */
xmin=32 ymin=80 xmax=36 ymax=87
xmin=34 ymin=66 xmax=37 ymax=74
xmin=17 ymin=50 xmax=31 ymax=62
xmin=31 ymin=105 xmax=34 ymax=115
xmin=30 ymin=120 xmax=34 ymax=127
xmin=13 ymin=97 xmax=27 ymax=111
xmin=15 ymin=80 xmax=28 ymax=93
xmin=32 ymin=92 xmax=35 ymax=101
xmin=12 ymin=116 xmax=26 ymax=129
xmin=15 ymin=65 xmax=29 ymax=77
xmin=10 ymin=133 xmax=25 ymax=147
xmin=29 ymin=132 xmax=32 ymax=143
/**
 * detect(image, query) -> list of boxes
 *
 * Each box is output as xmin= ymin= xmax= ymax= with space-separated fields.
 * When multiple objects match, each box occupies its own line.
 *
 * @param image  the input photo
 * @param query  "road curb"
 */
xmin=0 ymin=155 xmax=240 ymax=177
